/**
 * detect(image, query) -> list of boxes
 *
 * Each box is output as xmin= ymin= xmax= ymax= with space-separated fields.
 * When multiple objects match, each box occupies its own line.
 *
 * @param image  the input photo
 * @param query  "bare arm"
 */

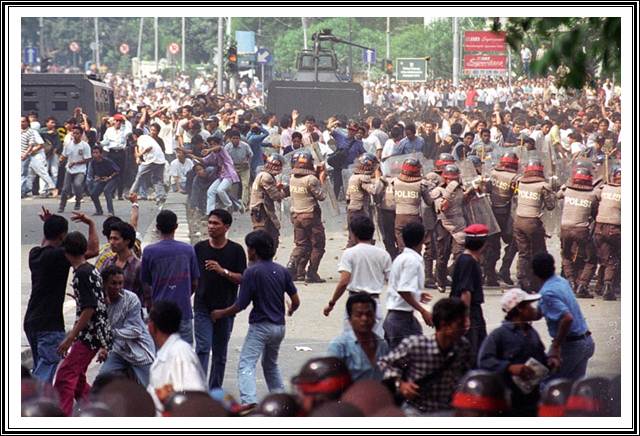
xmin=324 ymin=271 xmax=351 ymax=316
xmin=398 ymin=291 xmax=433 ymax=327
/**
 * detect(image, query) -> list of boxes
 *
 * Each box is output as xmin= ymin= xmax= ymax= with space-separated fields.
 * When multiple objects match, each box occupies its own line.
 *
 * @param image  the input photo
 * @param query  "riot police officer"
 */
xmin=391 ymin=158 xmax=433 ymax=252
xmin=594 ymin=166 xmax=621 ymax=300
xmin=286 ymin=150 xmax=327 ymax=283
xmin=346 ymin=153 xmax=380 ymax=247
xmin=291 ymin=357 xmax=352 ymax=415
xmin=451 ymin=370 xmax=510 ymax=417
xmin=422 ymin=153 xmax=455 ymax=286
xmin=513 ymin=158 xmax=557 ymax=292
xmin=249 ymin=154 xmax=289 ymax=251
xmin=430 ymin=164 xmax=468 ymax=293
xmin=557 ymin=166 xmax=600 ymax=298
xmin=374 ymin=174 xmax=398 ymax=259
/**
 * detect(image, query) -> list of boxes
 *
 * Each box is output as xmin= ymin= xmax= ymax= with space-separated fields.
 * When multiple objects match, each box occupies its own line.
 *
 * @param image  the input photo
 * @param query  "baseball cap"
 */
xmin=112 ymin=113 xmax=126 ymax=121
xmin=464 ymin=224 xmax=489 ymax=238
xmin=501 ymin=288 xmax=541 ymax=313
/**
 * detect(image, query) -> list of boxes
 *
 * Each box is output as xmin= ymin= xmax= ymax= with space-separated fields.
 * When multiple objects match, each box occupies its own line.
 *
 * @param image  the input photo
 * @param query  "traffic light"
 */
xmin=40 ymin=57 xmax=51 ymax=73
xmin=384 ymin=59 xmax=393 ymax=76
xmin=226 ymin=45 xmax=238 ymax=73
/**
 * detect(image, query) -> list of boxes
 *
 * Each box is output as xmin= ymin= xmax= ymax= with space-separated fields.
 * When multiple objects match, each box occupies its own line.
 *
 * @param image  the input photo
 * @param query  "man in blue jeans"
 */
xmin=87 ymin=146 xmax=119 ymax=216
xmin=193 ymin=209 xmax=247 ymax=389
xmin=532 ymin=252 xmax=595 ymax=383
xmin=23 ymin=208 xmax=100 ymax=384
xmin=213 ymin=230 xmax=300 ymax=406
xmin=141 ymin=210 xmax=200 ymax=345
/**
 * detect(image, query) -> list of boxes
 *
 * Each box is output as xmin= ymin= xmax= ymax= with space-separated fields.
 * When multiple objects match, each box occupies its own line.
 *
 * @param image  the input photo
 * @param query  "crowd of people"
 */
xmin=21 ymin=69 xmax=622 ymax=418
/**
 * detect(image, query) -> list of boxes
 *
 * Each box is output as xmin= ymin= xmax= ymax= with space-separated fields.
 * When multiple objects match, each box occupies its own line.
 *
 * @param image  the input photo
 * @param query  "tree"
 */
xmin=493 ymin=17 xmax=621 ymax=88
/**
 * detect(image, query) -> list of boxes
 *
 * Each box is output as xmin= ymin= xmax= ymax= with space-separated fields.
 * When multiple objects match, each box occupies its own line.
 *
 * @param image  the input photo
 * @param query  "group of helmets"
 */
xmin=451 ymin=370 xmax=621 ymax=417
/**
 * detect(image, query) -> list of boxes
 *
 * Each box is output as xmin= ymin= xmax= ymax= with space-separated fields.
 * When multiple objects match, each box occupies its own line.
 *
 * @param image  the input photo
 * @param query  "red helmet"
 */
xmin=399 ymin=158 xmax=422 ymax=182
xmin=524 ymin=158 xmax=545 ymax=179
xmin=435 ymin=152 xmax=455 ymax=173
xmin=538 ymin=378 xmax=573 ymax=417
xmin=292 ymin=357 xmax=352 ymax=400
xmin=442 ymin=163 xmax=461 ymax=181
xmin=451 ymin=370 xmax=509 ymax=416
xmin=499 ymin=152 xmax=519 ymax=172
xmin=571 ymin=167 xmax=593 ymax=187
xmin=565 ymin=376 xmax=611 ymax=417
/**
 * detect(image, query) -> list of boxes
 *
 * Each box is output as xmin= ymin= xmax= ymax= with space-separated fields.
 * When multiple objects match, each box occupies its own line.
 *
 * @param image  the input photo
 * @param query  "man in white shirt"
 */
xmin=21 ymin=116 xmax=55 ymax=197
xmin=100 ymin=113 xmax=129 ymax=199
xmin=147 ymin=301 xmax=206 ymax=413
xmin=521 ymin=46 xmax=532 ymax=78
xmin=58 ymin=125 xmax=92 ymax=212
xmin=130 ymin=129 xmax=168 ymax=206
xmin=168 ymin=148 xmax=194 ymax=193
xmin=323 ymin=216 xmax=392 ymax=337
xmin=383 ymin=221 xmax=433 ymax=348
xmin=359 ymin=125 xmax=382 ymax=156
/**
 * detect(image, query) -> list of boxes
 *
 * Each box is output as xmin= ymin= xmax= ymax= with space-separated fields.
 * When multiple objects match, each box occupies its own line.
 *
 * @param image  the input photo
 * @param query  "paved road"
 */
xmin=19 ymin=195 xmax=621 ymax=405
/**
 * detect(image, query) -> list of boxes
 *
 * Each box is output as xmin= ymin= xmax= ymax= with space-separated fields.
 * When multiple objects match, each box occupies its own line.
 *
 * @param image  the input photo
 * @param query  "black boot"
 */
xmin=286 ymin=261 xmax=301 ymax=281
xmin=425 ymin=261 xmax=436 ymax=288
xmin=306 ymin=271 xmax=326 ymax=283
xmin=484 ymin=271 xmax=500 ymax=287
xmin=602 ymin=283 xmax=616 ymax=301
xmin=576 ymin=284 xmax=594 ymax=299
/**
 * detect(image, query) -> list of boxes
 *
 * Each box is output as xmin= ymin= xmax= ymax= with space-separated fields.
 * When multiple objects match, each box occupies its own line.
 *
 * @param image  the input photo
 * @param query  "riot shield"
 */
xmin=457 ymin=160 xmax=480 ymax=188
xmin=342 ymin=165 xmax=355 ymax=198
xmin=381 ymin=153 xmax=430 ymax=178
xmin=463 ymin=193 xmax=501 ymax=236
xmin=555 ymin=156 xmax=572 ymax=186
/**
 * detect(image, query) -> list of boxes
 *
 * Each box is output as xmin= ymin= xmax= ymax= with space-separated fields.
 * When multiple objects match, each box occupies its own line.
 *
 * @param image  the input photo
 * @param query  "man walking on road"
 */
xmin=24 ymin=208 xmax=99 ymax=384
xmin=141 ymin=210 xmax=200 ymax=345
xmin=193 ymin=209 xmax=247 ymax=390
xmin=213 ymin=231 xmax=300 ymax=407
xmin=532 ymin=252 xmax=595 ymax=383
xmin=324 ymin=215 xmax=392 ymax=338
xmin=383 ymin=222 xmax=433 ymax=349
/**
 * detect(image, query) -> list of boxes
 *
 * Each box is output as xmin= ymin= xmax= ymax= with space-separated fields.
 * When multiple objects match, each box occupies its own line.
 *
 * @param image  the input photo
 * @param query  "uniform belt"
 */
xmin=565 ymin=331 xmax=591 ymax=342
xmin=348 ymin=291 xmax=379 ymax=298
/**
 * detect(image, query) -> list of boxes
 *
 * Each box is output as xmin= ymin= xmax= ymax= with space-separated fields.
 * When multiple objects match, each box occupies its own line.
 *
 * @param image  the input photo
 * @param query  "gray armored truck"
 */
xmin=22 ymin=73 xmax=115 ymax=124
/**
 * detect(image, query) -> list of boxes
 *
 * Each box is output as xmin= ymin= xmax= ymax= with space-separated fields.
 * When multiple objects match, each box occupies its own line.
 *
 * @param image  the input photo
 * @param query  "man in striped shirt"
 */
xmin=21 ymin=116 xmax=56 ymax=198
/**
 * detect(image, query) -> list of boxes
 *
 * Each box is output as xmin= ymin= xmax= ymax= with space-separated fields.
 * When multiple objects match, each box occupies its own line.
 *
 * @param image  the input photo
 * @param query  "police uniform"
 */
xmin=346 ymin=154 xmax=380 ymax=247
xmin=593 ymin=170 xmax=621 ymax=300
xmin=513 ymin=161 xmax=557 ymax=291
xmin=249 ymin=157 xmax=289 ymax=251
xmin=286 ymin=151 xmax=327 ymax=282
xmin=430 ymin=165 xmax=467 ymax=292
xmin=374 ymin=176 xmax=398 ymax=259
xmin=485 ymin=159 xmax=519 ymax=285
xmin=422 ymin=171 xmax=442 ymax=286
xmin=557 ymin=168 xmax=599 ymax=298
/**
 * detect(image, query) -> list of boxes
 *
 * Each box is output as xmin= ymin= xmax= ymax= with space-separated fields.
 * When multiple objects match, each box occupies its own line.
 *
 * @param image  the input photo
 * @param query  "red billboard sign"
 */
xmin=464 ymin=31 xmax=506 ymax=52
xmin=463 ymin=54 xmax=507 ymax=70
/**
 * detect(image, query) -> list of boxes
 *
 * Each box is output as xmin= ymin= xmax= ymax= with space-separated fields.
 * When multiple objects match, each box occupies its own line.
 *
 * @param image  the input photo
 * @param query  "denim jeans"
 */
xmin=206 ymin=178 xmax=233 ymax=214
xmin=21 ymin=157 xmax=32 ymax=196
xmin=194 ymin=311 xmax=234 ymax=389
xmin=237 ymin=322 xmax=286 ymax=405
xmin=178 ymin=318 xmax=194 ymax=346
xmin=131 ymin=163 xmax=166 ymax=201
xmin=544 ymin=335 xmax=595 ymax=386
xmin=59 ymin=172 xmax=86 ymax=210
xmin=25 ymin=330 xmax=65 ymax=384
xmin=54 ymin=340 xmax=97 ymax=416
xmin=97 ymin=351 xmax=151 ymax=387
xmin=89 ymin=178 xmax=118 ymax=214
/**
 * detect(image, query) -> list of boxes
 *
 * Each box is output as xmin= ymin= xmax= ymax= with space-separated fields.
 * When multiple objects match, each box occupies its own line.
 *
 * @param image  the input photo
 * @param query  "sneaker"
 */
xmin=437 ymin=286 xmax=446 ymax=294
xmin=92 ymin=211 xmax=104 ymax=216
xmin=74 ymin=204 xmax=81 ymax=211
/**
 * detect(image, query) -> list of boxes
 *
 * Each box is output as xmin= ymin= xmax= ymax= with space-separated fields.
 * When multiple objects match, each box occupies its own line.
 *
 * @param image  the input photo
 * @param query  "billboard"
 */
xmin=464 ymin=31 xmax=507 ymax=52
xmin=463 ymin=54 xmax=507 ymax=70
xmin=235 ymin=31 xmax=256 ymax=54
xmin=396 ymin=58 xmax=426 ymax=82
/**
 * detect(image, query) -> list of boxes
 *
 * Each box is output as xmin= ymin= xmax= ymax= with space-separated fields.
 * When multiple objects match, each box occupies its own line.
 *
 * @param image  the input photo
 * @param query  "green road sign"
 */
xmin=396 ymin=58 xmax=426 ymax=82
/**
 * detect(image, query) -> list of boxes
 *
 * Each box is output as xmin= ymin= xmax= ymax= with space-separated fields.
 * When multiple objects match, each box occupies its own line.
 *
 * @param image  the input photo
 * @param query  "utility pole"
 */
xmin=217 ymin=17 xmax=224 ymax=93
xmin=226 ymin=17 xmax=232 ymax=36
xmin=302 ymin=18 xmax=308 ymax=50
xmin=181 ymin=17 xmax=186 ymax=71
xmin=94 ymin=17 xmax=100 ymax=70
xmin=137 ymin=17 xmax=144 ymax=59
xmin=348 ymin=18 xmax=353 ymax=78
xmin=386 ymin=17 xmax=391 ymax=85
xmin=39 ymin=18 xmax=44 ymax=60
xmin=154 ymin=17 xmax=158 ymax=71
xmin=453 ymin=17 xmax=460 ymax=87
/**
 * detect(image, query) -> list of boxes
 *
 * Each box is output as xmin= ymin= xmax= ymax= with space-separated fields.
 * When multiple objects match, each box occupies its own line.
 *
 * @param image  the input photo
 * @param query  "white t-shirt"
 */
xmin=570 ymin=141 xmax=586 ymax=155
xmin=385 ymin=248 xmax=425 ymax=312
xmin=381 ymin=138 xmax=397 ymax=161
xmin=338 ymin=243 xmax=392 ymax=295
xmin=137 ymin=135 xmax=167 ymax=165
xmin=362 ymin=134 xmax=382 ymax=155
xmin=155 ymin=118 xmax=176 ymax=155
xmin=169 ymin=157 xmax=194 ymax=178
xmin=62 ymin=140 xmax=91 ymax=174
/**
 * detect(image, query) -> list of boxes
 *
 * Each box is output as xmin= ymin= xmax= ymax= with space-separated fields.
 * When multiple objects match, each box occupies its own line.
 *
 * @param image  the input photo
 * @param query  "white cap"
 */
xmin=501 ymin=288 xmax=541 ymax=313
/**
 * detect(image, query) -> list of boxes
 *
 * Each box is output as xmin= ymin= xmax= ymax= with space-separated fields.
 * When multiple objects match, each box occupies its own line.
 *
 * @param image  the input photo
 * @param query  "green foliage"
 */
xmin=494 ymin=17 xmax=621 ymax=88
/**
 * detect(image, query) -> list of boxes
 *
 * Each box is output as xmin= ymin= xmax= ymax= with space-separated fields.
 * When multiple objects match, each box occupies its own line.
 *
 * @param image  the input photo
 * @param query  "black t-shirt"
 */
xmin=24 ymin=246 xmax=71 ymax=333
xmin=450 ymin=253 xmax=484 ymax=305
xmin=194 ymin=240 xmax=247 ymax=312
